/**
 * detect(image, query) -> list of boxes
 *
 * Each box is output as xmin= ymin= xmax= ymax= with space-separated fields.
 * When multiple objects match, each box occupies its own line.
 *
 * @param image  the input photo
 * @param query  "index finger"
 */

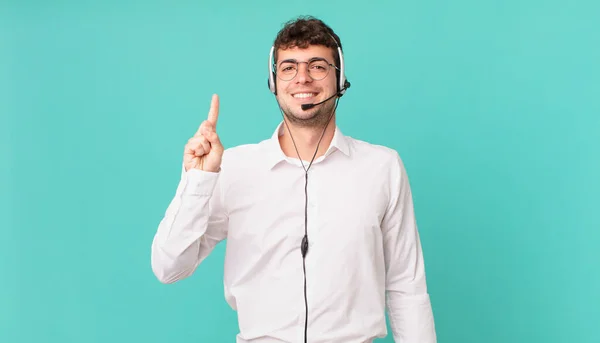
xmin=207 ymin=93 xmax=219 ymax=126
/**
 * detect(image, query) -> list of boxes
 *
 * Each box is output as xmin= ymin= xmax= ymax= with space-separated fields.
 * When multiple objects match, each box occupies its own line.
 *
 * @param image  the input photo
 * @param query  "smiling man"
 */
xmin=151 ymin=15 xmax=437 ymax=343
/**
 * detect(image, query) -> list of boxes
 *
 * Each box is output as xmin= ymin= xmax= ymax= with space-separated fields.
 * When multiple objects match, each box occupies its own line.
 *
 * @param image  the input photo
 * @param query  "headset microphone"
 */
xmin=300 ymin=82 xmax=351 ymax=111
xmin=300 ymin=92 xmax=340 ymax=111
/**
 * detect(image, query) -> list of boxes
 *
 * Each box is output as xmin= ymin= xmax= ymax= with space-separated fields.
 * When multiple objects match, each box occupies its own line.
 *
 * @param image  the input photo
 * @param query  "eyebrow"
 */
xmin=278 ymin=57 xmax=328 ymax=65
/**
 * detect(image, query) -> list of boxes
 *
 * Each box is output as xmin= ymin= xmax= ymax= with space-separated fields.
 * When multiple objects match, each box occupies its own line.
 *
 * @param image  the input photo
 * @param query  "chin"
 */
xmin=285 ymin=105 xmax=334 ymax=128
xmin=289 ymin=107 xmax=317 ymax=120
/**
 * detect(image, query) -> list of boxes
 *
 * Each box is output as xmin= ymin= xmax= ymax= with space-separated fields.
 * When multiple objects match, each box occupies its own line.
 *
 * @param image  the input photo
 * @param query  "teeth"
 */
xmin=293 ymin=93 xmax=315 ymax=98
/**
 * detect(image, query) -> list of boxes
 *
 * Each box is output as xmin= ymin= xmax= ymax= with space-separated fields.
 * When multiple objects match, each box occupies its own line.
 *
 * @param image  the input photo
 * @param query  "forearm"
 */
xmin=151 ymin=169 xmax=224 ymax=283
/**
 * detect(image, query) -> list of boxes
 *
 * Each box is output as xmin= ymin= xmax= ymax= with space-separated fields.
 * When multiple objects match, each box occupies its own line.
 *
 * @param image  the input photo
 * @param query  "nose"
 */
xmin=295 ymin=63 xmax=312 ymax=84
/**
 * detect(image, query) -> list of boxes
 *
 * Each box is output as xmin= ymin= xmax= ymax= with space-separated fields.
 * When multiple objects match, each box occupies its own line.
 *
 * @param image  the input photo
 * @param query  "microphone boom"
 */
xmin=300 ymin=82 xmax=350 ymax=110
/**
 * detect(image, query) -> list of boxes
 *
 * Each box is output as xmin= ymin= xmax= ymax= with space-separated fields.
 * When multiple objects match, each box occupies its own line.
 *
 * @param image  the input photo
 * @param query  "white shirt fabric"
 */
xmin=151 ymin=122 xmax=437 ymax=343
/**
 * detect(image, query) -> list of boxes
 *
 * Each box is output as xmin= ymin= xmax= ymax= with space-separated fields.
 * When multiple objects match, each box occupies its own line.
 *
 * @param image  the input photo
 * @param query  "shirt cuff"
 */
xmin=181 ymin=168 xmax=220 ymax=196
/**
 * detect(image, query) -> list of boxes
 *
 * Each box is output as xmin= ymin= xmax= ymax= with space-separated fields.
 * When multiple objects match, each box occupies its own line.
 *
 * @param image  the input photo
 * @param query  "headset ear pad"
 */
xmin=268 ymin=46 xmax=277 ymax=95
xmin=335 ymin=46 xmax=348 ymax=96
xmin=267 ymin=75 xmax=277 ymax=95
xmin=268 ymin=70 xmax=277 ymax=96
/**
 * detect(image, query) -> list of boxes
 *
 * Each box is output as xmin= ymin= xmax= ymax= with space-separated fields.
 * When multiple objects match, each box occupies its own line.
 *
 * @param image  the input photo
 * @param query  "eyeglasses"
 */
xmin=276 ymin=57 xmax=339 ymax=81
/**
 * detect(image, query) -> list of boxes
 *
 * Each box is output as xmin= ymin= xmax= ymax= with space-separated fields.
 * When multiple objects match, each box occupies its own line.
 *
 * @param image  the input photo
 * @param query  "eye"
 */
xmin=309 ymin=61 xmax=329 ymax=70
xmin=279 ymin=63 xmax=296 ymax=73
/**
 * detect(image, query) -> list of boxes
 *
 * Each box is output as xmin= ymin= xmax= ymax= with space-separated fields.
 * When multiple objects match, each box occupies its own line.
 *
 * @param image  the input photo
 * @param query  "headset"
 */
xmin=267 ymin=33 xmax=350 ymax=97
xmin=266 ymin=32 xmax=350 ymax=343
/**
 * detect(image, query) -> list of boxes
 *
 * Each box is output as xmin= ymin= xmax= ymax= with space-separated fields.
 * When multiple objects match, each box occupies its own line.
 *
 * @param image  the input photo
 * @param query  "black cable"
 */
xmin=278 ymin=98 xmax=340 ymax=343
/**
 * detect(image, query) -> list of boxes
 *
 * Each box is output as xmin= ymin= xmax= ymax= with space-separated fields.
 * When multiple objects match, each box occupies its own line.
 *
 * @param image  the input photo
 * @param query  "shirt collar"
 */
xmin=264 ymin=121 xmax=351 ymax=170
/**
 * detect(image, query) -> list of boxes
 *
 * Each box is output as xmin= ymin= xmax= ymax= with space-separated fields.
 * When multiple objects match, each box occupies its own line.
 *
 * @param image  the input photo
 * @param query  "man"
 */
xmin=151 ymin=16 xmax=437 ymax=343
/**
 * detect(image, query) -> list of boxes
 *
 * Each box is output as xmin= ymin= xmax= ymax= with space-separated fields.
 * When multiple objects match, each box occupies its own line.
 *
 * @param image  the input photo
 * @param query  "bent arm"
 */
xmin=382 ymin=152 xmax=436 ymax=343
xmin=151 ymin=167 xmax=228 ymax=284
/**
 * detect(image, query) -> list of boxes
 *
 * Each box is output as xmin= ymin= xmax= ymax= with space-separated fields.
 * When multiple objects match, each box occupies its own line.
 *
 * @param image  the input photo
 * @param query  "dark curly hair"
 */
xmin=273 ymin=16 xmax=343 ymax=69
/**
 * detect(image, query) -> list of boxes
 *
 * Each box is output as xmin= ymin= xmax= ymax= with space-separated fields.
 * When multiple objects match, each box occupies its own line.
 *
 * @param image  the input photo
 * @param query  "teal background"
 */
xmin=2 ymin=1 xmax=599 ymax=342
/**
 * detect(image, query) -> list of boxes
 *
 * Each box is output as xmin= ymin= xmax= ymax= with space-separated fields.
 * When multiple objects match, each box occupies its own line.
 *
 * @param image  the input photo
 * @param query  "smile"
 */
xmin=292 ymin=93 xmax=317 ymax=99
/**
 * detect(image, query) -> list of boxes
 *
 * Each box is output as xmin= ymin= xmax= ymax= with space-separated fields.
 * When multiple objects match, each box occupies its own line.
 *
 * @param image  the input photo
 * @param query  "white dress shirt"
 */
xmin=151 ymin=122 xmax=437 ymax=343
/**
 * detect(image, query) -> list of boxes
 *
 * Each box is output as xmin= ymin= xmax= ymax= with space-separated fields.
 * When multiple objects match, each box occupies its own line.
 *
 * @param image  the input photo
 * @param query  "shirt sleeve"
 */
xmin=150 ymin=164 xmax=229 ymax=284
xmin=381 ymin=151 xmax=437 ymax=343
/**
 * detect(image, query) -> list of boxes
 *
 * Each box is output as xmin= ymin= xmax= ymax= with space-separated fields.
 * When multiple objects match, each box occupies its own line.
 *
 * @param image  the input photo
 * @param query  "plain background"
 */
xmin=2 ymin=1 xmax=599 ymax=342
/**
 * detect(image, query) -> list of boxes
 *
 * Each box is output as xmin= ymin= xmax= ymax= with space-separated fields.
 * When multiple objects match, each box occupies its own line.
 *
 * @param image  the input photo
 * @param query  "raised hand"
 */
xmin=183 ymin=94 xmax=224 ymax=172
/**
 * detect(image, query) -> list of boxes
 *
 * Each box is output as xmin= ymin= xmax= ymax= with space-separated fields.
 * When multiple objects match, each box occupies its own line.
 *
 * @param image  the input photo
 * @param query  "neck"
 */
xmin=279 ymin=117 xmax=336 ymax=163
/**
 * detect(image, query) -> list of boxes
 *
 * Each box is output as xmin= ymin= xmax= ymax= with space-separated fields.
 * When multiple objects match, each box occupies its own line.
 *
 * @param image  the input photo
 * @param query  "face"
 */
xmin=275 ymin=45 xmax=338 ymax=128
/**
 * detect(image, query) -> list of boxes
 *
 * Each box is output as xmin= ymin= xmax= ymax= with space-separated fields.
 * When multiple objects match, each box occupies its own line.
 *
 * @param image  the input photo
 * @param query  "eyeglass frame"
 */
xmin=274 ymin=56 xmax=341 ymax=82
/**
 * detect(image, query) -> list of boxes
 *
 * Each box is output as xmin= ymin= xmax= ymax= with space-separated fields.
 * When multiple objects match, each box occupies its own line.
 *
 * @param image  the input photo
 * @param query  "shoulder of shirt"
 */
xmin=345 ymin=135 xmax=405 ymax=168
